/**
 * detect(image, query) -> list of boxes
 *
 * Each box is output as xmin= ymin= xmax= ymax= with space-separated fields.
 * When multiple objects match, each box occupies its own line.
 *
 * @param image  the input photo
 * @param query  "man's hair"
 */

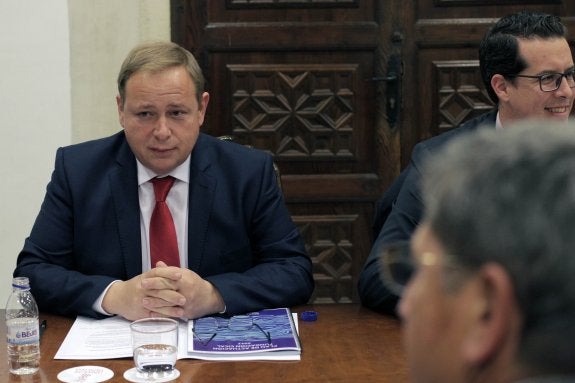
xmin=117 ymin=41 xmax=205 ymax=105
xmin=479 ymin=11 xmax=567 ymax=103
xmin=421 ymin=120 xmax=575 ymax=374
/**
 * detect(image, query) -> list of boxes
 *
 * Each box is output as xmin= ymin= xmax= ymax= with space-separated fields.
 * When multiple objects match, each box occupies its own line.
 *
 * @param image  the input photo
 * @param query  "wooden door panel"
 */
xmin=208 ymin=1 xmax=372 ymax=23
xmin=208 ymin=53 xmax=376 ymax=174
xmin=291 ymin=204 xmax=373 ymax=304
xmin=418 ymin=2 xmax=565 ymax=19
xmin=418 ymin=49 xmax=494 ymax=141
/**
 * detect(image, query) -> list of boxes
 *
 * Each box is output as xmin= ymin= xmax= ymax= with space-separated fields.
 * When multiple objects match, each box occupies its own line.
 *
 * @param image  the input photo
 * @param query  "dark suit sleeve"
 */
xmin=204 ymin=154 xmax=314 ymax=315
xmin=14 ymin=147 xmax=118 ymax=318
xmin=357 ymin=148 xmax=426 ymax=314
xmin=357 ymin=110 xmax=497 ymax=314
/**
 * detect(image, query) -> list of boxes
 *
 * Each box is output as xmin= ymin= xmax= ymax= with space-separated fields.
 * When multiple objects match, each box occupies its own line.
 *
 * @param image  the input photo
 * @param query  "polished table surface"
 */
xmin=0 ymin=305 xmax=408 ymax=382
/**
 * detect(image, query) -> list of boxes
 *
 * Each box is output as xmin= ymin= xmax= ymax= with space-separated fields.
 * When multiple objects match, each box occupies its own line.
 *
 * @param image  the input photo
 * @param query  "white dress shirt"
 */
xmin=93 ymin=156 xmax=191 ymax=314
xmin=496 ymin=111 xmax=503 ymax=130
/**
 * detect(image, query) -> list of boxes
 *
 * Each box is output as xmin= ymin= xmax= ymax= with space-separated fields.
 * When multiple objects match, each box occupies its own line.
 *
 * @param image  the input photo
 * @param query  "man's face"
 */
xmin=117 ymin=66 xmax=209 ymax=175
xmin=500 ymin=37 xmax=574 ymax=123
xmin=398 ymin=224 xmax=474 ymax=383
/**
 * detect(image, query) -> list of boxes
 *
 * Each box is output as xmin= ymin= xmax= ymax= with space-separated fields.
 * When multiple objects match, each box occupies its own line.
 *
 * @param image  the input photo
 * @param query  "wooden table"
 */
xmin=0 ymin=305 xmax=408 ymax=382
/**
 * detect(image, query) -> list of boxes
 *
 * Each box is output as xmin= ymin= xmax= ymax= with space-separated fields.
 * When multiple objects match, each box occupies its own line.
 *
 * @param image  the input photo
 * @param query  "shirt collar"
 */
xmin=496 ymin=111 xmax=504 ymax=130
xmin=137 ymin=155 xmax=191 ymax=186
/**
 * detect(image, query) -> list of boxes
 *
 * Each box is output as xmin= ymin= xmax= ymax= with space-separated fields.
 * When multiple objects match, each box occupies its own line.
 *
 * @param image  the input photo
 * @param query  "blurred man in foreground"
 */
xmin=381 ymin=121 xmax=575 ymax=383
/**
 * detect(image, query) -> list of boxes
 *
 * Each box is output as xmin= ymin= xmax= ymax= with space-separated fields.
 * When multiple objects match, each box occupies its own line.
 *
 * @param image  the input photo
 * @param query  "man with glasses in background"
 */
xmin=359 ymin=11 xmax=575 ymax=314
xmin=386 ymin=121 xmax=575 ymax=383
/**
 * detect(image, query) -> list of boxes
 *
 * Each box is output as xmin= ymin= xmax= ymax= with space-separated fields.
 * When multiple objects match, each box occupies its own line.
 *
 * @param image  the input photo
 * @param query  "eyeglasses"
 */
xmin=192 ymin=314 xmax=271 ymax=346
xmin=378 ymin=242 xmax=452 ymax=296
xmin=507 ymin=69 xmax=575 ymax=92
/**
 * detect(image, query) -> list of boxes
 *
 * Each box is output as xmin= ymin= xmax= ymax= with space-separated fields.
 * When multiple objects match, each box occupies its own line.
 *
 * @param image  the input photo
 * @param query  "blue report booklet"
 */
xmin=187 ymin=308 xmax=301 ymax=361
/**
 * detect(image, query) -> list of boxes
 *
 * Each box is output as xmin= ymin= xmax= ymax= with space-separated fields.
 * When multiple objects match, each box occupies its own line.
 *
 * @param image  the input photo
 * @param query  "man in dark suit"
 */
xmin=359 ymin=11 xmax=575 ymax=314
xmin=14 ymin=42 xmax=314 ymax=320
xmin=395 ymin=121 xmax=575 ymax=383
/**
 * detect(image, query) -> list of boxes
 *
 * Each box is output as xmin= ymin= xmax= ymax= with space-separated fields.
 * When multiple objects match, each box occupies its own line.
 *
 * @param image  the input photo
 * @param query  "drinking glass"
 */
xmin=130 ymin=318 xmax=178 ymax=381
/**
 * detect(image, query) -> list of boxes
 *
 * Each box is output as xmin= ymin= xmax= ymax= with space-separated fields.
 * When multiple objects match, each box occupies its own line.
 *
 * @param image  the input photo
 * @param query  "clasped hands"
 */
xmin=102 ymin=261 xmax=225 ymax=321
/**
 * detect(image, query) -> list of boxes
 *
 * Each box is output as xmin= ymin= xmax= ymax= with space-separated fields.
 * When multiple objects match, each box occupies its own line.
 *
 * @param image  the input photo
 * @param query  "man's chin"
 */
xmin=147 ymin=160 xmax=180 ymax=175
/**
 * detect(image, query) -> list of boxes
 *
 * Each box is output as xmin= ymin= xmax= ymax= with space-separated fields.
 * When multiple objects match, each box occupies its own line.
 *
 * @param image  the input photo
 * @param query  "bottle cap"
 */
xmin=301 ymin=311 xmax=318 ymax=322
xmin=12 ymin=277 xmax=30 ymax=289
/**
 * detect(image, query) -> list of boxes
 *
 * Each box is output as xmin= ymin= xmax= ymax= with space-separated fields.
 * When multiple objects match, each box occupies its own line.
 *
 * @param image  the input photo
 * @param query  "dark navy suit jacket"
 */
xmin=358 ymin=110 xmax=498 ymax=314
xmin=15 ymin=132 xmax=314 ymax=318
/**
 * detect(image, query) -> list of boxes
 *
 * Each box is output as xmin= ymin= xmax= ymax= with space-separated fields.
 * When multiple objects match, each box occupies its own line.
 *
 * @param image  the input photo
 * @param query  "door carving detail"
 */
xmin=229 ymin=64 xmax=356 ymax=159
xmin=295 ymin=215 xmax=358 ymax=304
xmin=433 ymin=60 xmax=495 ymax=135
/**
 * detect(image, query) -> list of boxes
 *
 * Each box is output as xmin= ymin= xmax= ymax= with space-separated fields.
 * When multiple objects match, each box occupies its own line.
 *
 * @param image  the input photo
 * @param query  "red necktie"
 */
xmin=150 ymin=176 xmax=180 ymax=267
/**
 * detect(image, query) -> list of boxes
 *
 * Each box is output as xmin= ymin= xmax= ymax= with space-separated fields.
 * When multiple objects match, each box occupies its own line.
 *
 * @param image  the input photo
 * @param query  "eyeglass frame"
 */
xmin=192 ymin=314 xmax=271 ymax=346
xmin=378 ymin=242 xmax=465 ymax=296
xmin=505 ymin=68 xmax=575 ymax=92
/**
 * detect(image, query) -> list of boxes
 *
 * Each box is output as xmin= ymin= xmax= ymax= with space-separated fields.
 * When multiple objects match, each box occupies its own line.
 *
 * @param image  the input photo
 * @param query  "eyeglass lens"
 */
xmin=380 ymin=243 xmax=415 ymax=294
xmin=541 ymin=71 xmax=575 ymax=91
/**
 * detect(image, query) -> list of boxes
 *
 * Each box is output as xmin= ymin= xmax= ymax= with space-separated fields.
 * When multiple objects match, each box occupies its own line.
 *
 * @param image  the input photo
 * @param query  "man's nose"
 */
xmin=555 ymin=74 xmax=575 ymax=97
xmin=154 ymin=116 xmax=171 ymax=137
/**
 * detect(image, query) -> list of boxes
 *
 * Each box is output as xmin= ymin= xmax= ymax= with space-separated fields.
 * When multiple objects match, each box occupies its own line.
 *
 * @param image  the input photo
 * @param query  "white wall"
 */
xmin=0 ymin=1 xmax=71 ymax=305
xmin=0 ymin=1 xmax=169 ymax=305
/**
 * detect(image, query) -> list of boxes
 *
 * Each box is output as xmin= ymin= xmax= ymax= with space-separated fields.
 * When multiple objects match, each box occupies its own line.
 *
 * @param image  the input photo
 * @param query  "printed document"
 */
xmin=55 ymin=308 xmax=300 ymax=361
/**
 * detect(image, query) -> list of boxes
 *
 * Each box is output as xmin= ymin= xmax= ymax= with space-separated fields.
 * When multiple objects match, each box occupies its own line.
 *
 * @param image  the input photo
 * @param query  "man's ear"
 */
xmin=198 ymin=91 xmax=210 ymax=127
xmin=116 ymin=95 xmax=125 ymax=128
xmin=461 ymin=263 xmax=520 ymax=365
xmin=491 ymin=74 xmax=511 ymax=102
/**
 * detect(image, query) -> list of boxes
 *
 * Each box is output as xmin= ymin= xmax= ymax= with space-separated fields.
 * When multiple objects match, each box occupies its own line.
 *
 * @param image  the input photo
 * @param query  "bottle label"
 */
xmin=6 ymin=319 xmax=39 ymax=345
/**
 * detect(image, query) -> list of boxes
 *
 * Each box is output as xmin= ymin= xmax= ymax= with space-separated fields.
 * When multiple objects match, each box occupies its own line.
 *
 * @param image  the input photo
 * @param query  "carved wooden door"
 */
xmin=171 ymin=0 xmax=574 ymax=304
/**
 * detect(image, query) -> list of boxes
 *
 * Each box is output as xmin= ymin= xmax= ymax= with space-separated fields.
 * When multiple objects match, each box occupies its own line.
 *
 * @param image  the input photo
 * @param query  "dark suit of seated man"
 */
xmin=14 ymin=42 xmax=314 ymax=320
xmin=358 ymin=11 xmax=575 ymax=314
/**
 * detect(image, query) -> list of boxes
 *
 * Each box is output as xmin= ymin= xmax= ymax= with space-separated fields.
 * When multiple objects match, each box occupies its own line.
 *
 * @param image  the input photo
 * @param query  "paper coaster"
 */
xmin=57 ymin=365 xmax=114 ymax=382
xmin=123 ymin=367 xmax=180 ymax=383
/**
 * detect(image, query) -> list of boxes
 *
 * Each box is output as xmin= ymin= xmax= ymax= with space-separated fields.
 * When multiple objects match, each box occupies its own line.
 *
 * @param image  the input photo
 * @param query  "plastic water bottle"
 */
xmin=5 ymin=277 xmax=40 ymax=375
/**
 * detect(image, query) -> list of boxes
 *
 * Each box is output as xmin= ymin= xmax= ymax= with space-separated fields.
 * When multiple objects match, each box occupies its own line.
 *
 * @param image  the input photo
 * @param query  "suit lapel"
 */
xmin=109 ymin=138 xmax=142 ymax=278
xmin=187 ymin=135 xmax=216 ymax=271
